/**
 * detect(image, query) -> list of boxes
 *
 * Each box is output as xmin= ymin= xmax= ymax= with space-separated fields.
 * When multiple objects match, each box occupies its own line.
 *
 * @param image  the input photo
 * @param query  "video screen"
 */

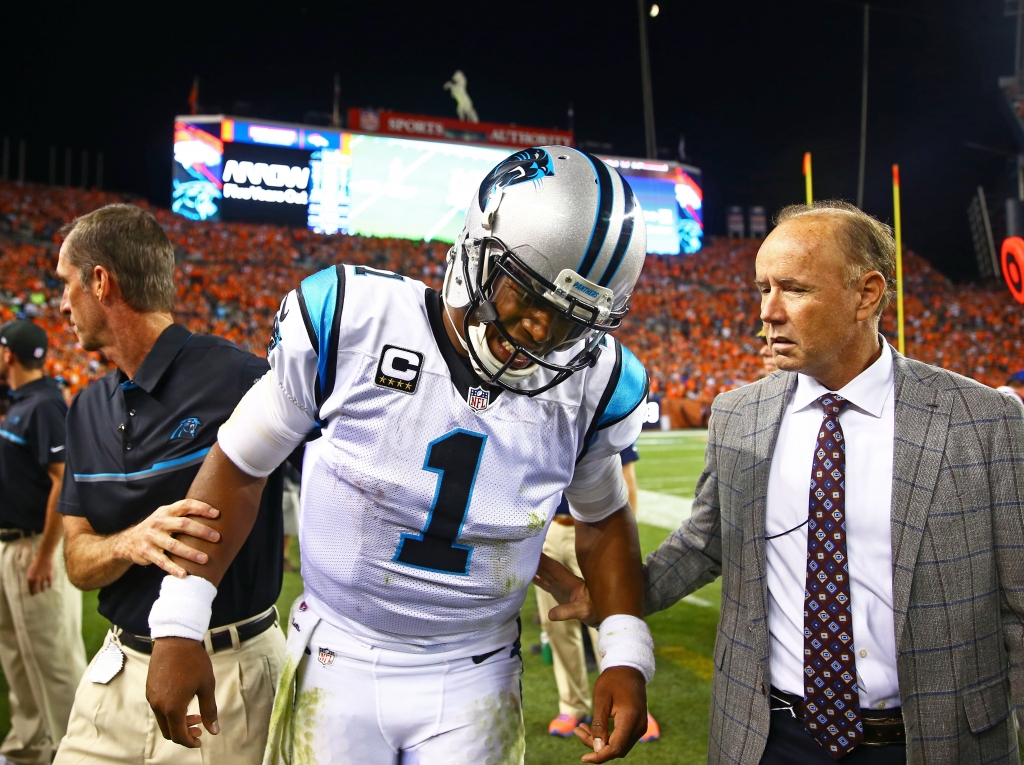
xmin=172 ymin=121 xmax=223 ymax=222
xmin=345 ymin=135 xmax=508 ymax=242
xmin=219 ymin=143 xmax=313 ymax=228
xmin=172 ymin=118 xmax=704 ymax=253
xmin=603 ymin=158 xmax=704 ymax=255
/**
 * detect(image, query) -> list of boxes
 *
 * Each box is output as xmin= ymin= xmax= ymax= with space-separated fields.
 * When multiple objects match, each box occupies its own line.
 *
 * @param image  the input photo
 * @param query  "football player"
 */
xmin=144 ymin=147 xmax=654 ymax=764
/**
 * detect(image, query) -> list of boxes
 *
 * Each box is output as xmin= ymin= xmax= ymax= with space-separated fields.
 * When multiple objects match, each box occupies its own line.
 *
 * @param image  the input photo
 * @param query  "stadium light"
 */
xmin=638 ymin=0 xmax=657 ymax=158
xmin=650 ymin=4 xmax=660 ymax=16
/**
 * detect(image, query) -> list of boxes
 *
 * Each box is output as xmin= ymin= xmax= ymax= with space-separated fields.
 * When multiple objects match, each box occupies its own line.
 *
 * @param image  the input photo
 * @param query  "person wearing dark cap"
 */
xmin=0 ymin=320 xmax=87 ymax=765
xmin=997 ymin=370 xmax=1024 ymax=405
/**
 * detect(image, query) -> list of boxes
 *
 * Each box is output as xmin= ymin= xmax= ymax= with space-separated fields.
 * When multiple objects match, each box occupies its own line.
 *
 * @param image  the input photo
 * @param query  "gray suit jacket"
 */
xmin=644 ymin=349 xmax=1024 ymax=765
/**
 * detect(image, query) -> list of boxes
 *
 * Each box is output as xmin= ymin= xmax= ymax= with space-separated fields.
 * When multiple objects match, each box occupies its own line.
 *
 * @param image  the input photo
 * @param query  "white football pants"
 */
xmin=282 ymin=616 xmax=525 ymax=765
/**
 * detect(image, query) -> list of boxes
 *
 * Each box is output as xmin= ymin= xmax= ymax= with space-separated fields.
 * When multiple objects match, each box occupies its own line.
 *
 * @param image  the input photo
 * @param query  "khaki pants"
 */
xmin=535 ymin=520 xmax=600 ymax=720
xmin=0 ymin=535 xmax=86 ymax=765
xmin=54 ymin=614 xmax=285 ymax=765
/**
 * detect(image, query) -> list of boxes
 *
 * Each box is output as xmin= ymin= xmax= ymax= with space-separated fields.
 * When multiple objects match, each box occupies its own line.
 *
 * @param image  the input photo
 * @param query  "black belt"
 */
xmin=770 ymin=686 xmax=905 ymax=746
xmin=0 ymin=529 xmax=38 ymax=543
xmin=114 ymin=608 xmax=278 ymax=655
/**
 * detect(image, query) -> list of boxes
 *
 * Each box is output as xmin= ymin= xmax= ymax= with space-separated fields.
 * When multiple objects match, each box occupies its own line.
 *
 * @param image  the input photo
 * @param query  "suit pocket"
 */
xmin=962 ymin=675 xmax=1010 ymax=734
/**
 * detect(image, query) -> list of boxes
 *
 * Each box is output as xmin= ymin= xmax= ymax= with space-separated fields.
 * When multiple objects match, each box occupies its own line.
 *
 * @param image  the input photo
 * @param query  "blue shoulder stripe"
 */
xmin=597 ymin=344 xmax=648 ymax=429
xmin=297 ymin=265 xmax=346 ymax=407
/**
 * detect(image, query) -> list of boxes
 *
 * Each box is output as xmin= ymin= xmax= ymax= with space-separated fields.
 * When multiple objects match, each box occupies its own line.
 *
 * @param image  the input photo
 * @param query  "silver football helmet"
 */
xmin=442 ymin=146 xmax=647 ymax=395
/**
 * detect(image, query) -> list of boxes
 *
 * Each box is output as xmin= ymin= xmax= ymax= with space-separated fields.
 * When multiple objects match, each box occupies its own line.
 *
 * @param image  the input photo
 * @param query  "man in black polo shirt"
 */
xmin=0 ymin=320 xmax=86 ymax=765
xmin=50 ymin=204 xmax=285 ymax=765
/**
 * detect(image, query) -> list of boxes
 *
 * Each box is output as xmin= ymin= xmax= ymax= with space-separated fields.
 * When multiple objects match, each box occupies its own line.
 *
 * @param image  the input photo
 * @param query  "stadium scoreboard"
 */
xmin=172 ymin=115 xmax=704 ymax=254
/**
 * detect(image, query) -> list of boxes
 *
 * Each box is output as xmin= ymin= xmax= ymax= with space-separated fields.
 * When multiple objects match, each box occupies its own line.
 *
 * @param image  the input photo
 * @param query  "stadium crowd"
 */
xmin=1 ymin=181 xmax=1020 ymax=405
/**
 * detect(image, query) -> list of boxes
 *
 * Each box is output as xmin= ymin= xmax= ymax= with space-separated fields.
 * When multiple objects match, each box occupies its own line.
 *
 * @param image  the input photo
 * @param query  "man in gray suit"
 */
xmin=536 ymin=200 xmax=1024 ymax=764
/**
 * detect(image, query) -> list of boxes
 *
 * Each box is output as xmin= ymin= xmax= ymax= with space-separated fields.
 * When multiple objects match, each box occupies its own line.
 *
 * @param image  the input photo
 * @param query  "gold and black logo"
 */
xmin=375 ymin=345 xmax=423 ymax=395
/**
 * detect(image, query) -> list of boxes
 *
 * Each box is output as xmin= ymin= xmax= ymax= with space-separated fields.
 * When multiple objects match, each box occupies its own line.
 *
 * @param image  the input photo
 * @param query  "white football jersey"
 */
xmin=268 ymin=264 xmax=647 ymax=652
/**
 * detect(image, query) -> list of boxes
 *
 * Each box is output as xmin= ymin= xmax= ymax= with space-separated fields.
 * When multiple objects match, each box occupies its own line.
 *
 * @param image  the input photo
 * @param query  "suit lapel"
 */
xmin=889 ymin=351 xmax=951 ymax=646
xmin=750 ymin=372 xmax=796 ymax=600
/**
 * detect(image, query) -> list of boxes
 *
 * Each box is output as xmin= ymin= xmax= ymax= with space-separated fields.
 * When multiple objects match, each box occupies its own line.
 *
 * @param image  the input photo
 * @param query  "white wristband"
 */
xmin=597 ymin=614 xmax=656 ymax=683
xmin=148 ymin=575 xmax=217 ymax=641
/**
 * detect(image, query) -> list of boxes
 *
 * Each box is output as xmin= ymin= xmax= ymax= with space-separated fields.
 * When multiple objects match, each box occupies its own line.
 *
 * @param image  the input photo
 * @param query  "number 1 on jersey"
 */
xmin=393 ymin=429 xmax=487 ymax=575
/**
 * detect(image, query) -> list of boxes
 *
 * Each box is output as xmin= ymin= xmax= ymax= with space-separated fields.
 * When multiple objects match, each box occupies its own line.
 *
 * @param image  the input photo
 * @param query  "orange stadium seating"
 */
xmin=1 ymin=181 xmax=1021 ymax=413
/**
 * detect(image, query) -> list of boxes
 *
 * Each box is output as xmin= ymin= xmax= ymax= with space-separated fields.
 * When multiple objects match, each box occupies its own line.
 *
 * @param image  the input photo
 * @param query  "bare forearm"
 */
xmin=64 ymin=525 xmax=134 ymax=590
xmin=168 ymin=443 xmax=266 ymax=586
xmin=575 ymin=506 xmax=645 ymax=621
xmin=39 ymin=480 xmax=64 ymax=558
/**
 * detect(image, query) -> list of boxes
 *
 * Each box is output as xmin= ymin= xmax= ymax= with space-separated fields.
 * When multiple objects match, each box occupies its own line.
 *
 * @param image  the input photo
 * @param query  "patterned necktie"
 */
xmin=801 ymin=393 xmax=862 ymax=759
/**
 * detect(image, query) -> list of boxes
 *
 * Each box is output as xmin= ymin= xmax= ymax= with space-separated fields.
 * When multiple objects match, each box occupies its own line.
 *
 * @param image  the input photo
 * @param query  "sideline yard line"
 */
xmin=638 ymin=429 xmax=708 ymax=443
xmin=683 ymin=595 xmax=714 ymax=607
xmin=636 ymin=488 xmax=692 ymax=531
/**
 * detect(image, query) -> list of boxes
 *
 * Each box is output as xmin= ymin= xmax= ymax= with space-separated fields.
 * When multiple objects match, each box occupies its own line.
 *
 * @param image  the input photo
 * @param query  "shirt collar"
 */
xmin=113 ymin=324 xmax=193 ymax=396
xmin=10 ymin=376 xmax=52 ymax=400
xmin=791 ymin=337 xmax=894 ymax=418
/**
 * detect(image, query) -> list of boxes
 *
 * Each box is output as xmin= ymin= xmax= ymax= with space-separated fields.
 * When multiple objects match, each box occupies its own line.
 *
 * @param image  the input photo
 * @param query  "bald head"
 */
xmin=755 ymin=202 xmax=891 ymax=390
xmin=775 ymin=200 xmax=897 ymax=318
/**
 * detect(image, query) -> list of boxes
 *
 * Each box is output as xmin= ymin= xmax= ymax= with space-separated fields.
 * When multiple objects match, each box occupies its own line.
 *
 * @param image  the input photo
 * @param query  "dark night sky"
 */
xmin=3 ymin=0 xmax=1020 ymax=280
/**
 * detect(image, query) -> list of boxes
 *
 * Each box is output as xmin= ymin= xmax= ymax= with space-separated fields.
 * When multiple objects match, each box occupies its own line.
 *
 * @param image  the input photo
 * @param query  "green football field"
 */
xmin=0 ymin=431 xmax=716 ymax=764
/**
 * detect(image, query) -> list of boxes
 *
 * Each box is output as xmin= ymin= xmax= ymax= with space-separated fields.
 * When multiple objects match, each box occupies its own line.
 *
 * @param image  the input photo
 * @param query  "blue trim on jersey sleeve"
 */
xmin=299 ymin=267 xmax=340 ymax=401
xmin=0 ymin=428 xmax=28 ymax=445
xmin=597 ymin=345 xmax=648 ymax=429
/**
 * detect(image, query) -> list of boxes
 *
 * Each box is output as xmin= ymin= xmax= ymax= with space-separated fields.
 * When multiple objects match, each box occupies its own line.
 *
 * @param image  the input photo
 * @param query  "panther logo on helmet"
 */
xmin=477 ymin=148 xmax=555 ymax=212
xmin=444 ymin=145 xmax=647 ymax=397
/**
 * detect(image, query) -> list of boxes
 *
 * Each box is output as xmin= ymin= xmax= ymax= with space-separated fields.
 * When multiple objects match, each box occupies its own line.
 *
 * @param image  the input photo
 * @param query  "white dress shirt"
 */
xmin=765 ymin=340 xmax=900 ymax=711
xmin=996 ymin=385 xmax=1024 ymax=404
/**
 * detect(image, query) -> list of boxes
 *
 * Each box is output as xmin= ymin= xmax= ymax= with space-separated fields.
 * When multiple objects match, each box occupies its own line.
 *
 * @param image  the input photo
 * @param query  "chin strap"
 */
xmin=467 ymin=323 xmax=538 ymax=383
xmin=443 ymin=297 xmax=471 ymax=352
xmin=443 ymin=295 xmax=539 ymax=385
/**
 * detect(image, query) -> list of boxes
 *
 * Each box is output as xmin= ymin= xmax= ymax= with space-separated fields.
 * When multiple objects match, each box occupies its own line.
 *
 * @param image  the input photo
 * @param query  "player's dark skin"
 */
xmin=146 ymin=292 xmax=649 ymax=763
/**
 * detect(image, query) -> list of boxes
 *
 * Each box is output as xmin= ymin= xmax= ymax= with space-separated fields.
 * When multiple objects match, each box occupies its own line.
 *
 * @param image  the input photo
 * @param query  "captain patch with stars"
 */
xmin=375 ymin=345 xmax=423 ymax=394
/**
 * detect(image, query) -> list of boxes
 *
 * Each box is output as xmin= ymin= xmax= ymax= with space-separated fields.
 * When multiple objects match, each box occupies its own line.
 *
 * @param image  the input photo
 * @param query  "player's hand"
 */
xmin=574 ymin=666 xmax=647 ymax=762
xmin=113 ymin=499 xmax=221 ymax=578
xmin=147 ymin=637 xmax=219 ymax=748
xmin=533 ymin=553 xmax=597 ymax=627
xmin=26 ymin=550 xmax=55 ymax=595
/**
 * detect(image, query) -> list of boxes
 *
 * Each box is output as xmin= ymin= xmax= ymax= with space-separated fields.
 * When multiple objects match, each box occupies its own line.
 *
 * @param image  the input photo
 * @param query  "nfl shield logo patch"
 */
xmin=467 ymin=386 xmax=490 ymax=411
xmin=317 ymin=647 xmax=335 ymax=667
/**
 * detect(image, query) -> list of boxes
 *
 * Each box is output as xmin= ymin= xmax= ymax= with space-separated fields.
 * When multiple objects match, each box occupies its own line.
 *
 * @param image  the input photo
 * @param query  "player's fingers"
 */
xmin=165 ymin=705 xmax=198 ymax=748
xmin=603 ymin=709 xmax=641 ymax=760
xmin=589 ymin=693 xmax=611 ymax=757
xmin=198 ymin=672 xmax=220 ymax=736
xmin=153 ymin=709 xmax=171 ymax=742
xmin=574 ymin=721 xmax=595 ymax=747
xmin=186 ymin=714 xmax=205 ymax=739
